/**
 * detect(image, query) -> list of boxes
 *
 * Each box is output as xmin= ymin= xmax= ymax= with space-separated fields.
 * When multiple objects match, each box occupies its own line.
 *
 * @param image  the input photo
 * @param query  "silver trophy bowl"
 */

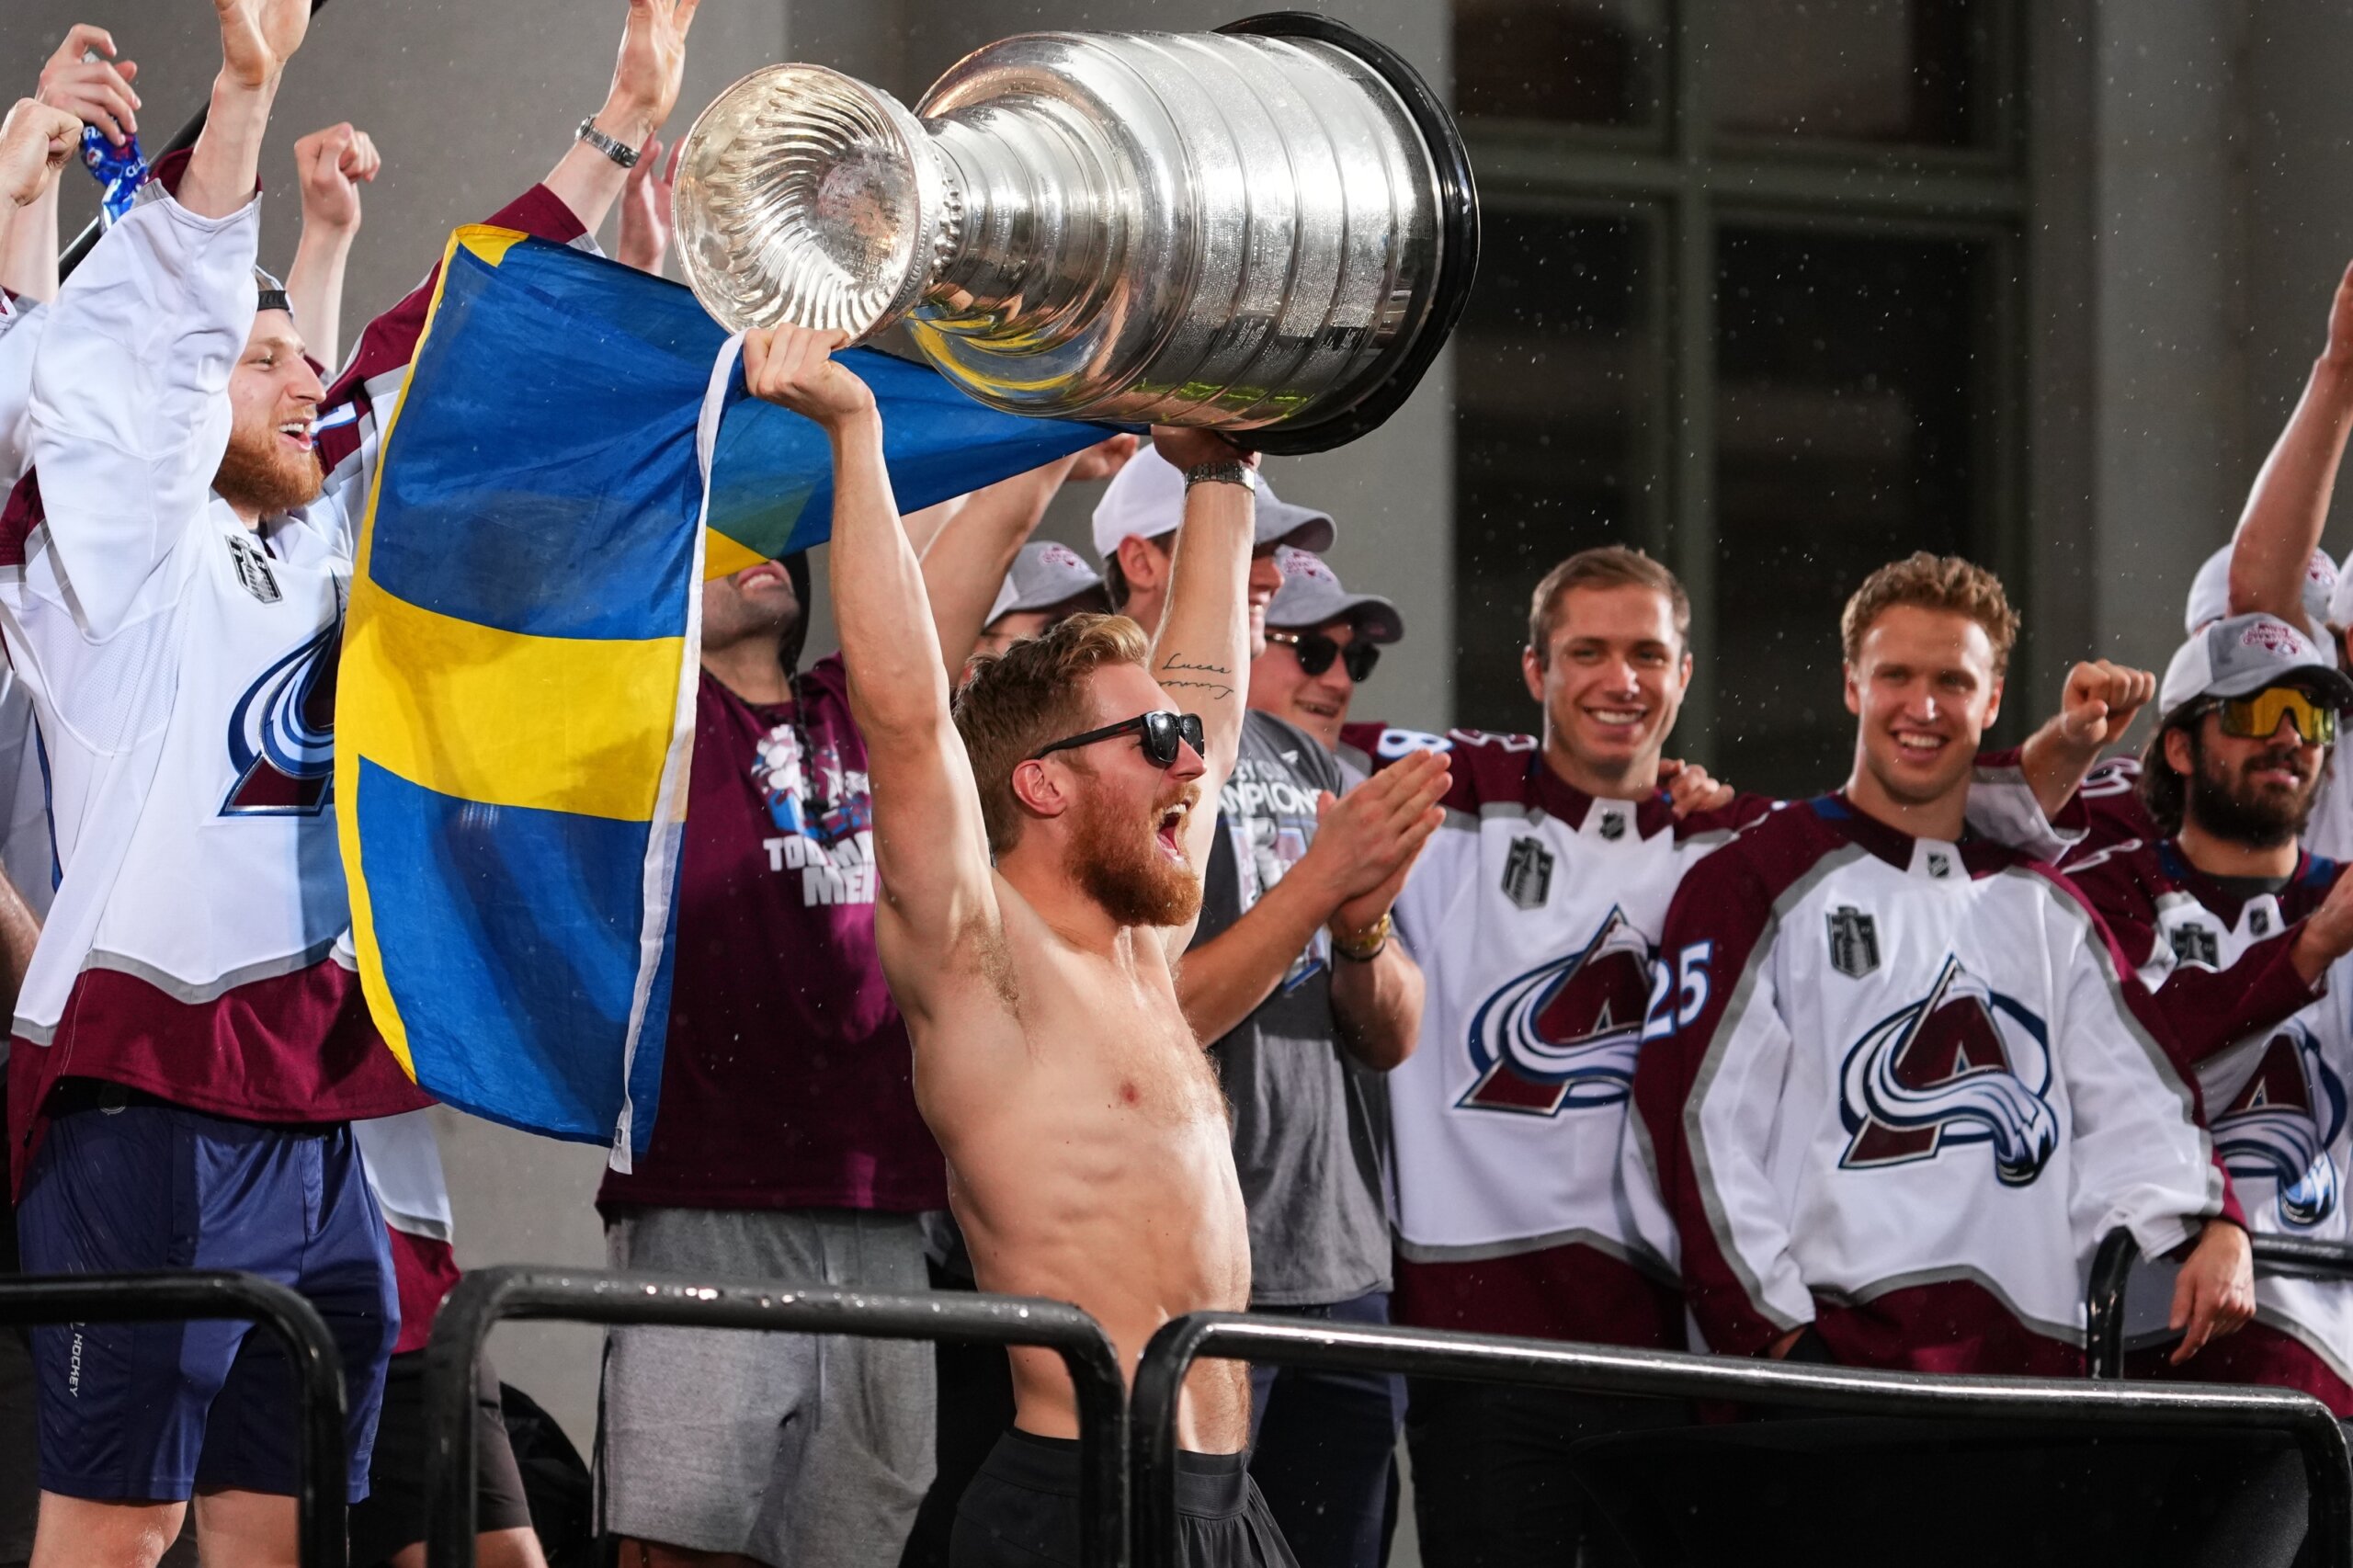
xmin=671 ymin=13 xmax=1478 ymax=453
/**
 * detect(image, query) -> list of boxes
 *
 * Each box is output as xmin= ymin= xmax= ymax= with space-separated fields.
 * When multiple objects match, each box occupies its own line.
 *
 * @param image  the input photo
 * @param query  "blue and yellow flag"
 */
xmin=339 ymin=227 xmax=1111 ymax=1161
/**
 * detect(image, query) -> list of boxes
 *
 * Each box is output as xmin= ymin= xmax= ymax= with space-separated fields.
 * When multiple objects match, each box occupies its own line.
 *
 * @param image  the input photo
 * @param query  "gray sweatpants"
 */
xmin=599 ymin=1207 xmax=937 ymax=1567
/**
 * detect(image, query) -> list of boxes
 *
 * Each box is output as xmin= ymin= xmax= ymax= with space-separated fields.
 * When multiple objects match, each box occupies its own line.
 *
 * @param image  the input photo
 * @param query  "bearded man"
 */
xmin=0 ymin=1 xmax=705 ymax=1563
xmin=2064 ymin=613 xmax=2353 ymax=1411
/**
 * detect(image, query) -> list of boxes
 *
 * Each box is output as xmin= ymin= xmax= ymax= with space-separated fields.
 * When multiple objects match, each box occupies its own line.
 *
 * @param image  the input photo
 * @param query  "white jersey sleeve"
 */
xmin=1688 ymin=937 xmax=1814 ymax=1336
xmin=0 ymin=299 xmax=49 ymax=486
xmin=2048 ymin=891 xmax=2228 ymax=1260
xmin=27 ymin=187 xmax=259 ymax=640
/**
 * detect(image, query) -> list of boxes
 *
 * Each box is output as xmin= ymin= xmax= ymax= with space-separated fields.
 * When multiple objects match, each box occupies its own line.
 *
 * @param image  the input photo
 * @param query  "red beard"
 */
xmin=1065 ymin=778 xmax=1202 ymax=929
xmin=213 ymin=418 xmax=325 ymax=518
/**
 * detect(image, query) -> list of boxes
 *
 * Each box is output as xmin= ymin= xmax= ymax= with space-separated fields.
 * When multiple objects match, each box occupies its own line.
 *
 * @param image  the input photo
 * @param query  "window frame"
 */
xmin=1456 ymin=0 xmax=2031 ymax=763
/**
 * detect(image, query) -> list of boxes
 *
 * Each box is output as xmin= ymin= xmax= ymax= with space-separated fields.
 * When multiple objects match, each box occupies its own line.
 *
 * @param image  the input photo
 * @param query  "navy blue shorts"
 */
xmin=15 ymin=1090 xmax=397 ymax=1503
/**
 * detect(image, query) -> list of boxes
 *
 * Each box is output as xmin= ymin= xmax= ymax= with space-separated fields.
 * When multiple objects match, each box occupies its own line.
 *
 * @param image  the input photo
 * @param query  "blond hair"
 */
xmin=1839 ymin=551 xmax=2019 ymax=675
xmin=1527 ymin=547 xmax=1690 ymax=666
xmin=954 ymin=613 xmax=1153 ymax=855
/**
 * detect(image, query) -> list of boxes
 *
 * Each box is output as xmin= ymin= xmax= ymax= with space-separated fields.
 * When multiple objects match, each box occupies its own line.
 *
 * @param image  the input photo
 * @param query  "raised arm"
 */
xmin=542 ymin=0 xmax=699 ymax=238
xmin=742 ymin=325 xmax=999 ymax=1021
xmin=1144 ymin=430 xmax=1256 ymax=903
xmin=0 ymin=97 xmax=80 ymax=290
xmin=2230 ymin=261 xmax=2353 ymax=627
xmin=3 ymin=28 xmax=138 ymax=302
xmin=283 ymin=122 xmax=376 ymax=372
xmin=919 ymin=435 xmax=1135 ymax=670
xmin=2015 ymin=660 xmax=2156 ymax=822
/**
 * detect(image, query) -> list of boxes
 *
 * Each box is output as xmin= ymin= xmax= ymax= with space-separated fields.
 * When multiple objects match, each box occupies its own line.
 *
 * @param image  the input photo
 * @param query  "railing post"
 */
xmin=423 ymin=1267 xmax=1129 ymax=1568
xmin=0 ymin=1270 xmax=348 ymax=1568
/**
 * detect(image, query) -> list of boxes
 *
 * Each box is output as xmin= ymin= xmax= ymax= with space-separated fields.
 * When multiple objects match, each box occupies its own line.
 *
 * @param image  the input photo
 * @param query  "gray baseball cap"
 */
xmin=2159 ymin=612 xmax=2353 ymax=716
xmin=1090 ymin=448 xmax=1337 ymax=560
xmin=985 ymin=541 xmax=1112 ymax=627
xmin=2184 ymin=543 xmax=2338 ymax=637
xmin=1266 ymin=546 xmax=1404 ymax=643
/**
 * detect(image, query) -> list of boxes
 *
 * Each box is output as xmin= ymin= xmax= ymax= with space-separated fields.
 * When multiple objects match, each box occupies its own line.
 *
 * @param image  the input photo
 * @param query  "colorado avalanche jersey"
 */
xmin=1339 ymin=722 xmax=2075 ymax=1347
xmin=0 ymin=177 xmax=589 ymax=1185
xmin=2064 ymin=810 xmax=2353 ymax=1411
xmin=1632 ymin=794 xmax=2234 ymax=1375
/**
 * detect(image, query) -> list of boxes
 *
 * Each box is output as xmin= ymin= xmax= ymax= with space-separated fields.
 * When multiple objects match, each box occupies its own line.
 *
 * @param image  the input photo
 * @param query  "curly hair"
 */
xmin=1840 ymin=552 xmax=2019 ymax=675
xmin=953 ymin=612 xmax=1152 ymax=855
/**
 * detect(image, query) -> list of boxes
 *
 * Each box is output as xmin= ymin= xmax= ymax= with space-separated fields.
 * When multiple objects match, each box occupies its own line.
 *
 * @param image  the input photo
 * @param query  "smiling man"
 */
xmin=1246 ymin=548 xmax=1402 ymax=753
xmin=1631 ymin=552 xmax=2252 ymax=1385
xmin=2062 ymin=614 xmax=2353 ymax=1411
xmin=0 ymin=1 xmax=706 ymax=1562
xmin=1341 ymin=544 xmax=2177 ymax=1568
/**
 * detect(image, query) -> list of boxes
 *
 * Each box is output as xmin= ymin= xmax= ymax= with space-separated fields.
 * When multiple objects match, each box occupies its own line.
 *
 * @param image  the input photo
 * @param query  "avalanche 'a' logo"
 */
xmin=1838 ymin=955 xmax=2058 ymax=1186
xmin=221 ymin=623 xmax=339 ymax=816
xmin=1459 ymin=908 xmax=1651 ymax=1116
xmin=2214 ymin=1023 xmax=2346 ymax=1227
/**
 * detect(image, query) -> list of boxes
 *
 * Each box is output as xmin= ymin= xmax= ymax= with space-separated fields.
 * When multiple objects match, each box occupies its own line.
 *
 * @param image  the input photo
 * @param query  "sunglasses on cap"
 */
xmin=1029 ymin=710 xmax=1207 ymax=769
xmin=2206 ymin=687 xmax=2341 ymax=746
xmin=1267 ymin=629 xmax=1381 ymax=683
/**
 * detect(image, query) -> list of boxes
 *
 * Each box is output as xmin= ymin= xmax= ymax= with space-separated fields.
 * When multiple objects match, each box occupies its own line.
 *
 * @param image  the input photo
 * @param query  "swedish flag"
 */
xmin=339 ymin=227 xmax=1110 ymax=1161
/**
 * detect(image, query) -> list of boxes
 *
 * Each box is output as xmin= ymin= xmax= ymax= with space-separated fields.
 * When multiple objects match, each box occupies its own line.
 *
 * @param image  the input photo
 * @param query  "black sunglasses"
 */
xmin=1029 ymin=710 xmax=1207 ymax=768
xmin=1268 ymin=629 xmax=1380 ymax=683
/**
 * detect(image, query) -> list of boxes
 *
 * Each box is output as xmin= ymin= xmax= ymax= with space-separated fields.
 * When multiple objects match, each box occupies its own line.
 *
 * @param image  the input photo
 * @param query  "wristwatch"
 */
xmin=1333 ymin=912 xmax=1392 ymax=963
xmin=1182 ymin=459 xmax=1257 ymax=493
xmin=576 ymin=116 xmax=640 ymax=169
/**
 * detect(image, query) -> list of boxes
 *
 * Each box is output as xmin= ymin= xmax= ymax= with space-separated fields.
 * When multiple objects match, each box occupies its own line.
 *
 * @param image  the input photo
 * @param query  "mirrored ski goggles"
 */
xmin=1029 ymin=710 xmax=1207 ymax=768
xmin=2213 ymin=686 xmax=2341 ymax=746
xmin=1267 ymin=629 xmax=1381 ymax=683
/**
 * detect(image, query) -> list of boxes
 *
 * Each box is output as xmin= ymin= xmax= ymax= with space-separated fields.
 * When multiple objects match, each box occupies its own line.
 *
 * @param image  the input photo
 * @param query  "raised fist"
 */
xmin=294 ymin=122 xmax=379 ymax=234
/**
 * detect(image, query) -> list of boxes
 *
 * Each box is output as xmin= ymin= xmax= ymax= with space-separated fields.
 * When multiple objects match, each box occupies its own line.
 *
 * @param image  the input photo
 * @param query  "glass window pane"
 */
xmin=1452 ymin=210 xmax=1652 ymax=735
xmin=1711 ymin=0 xmax=1989 ymax=147
xmin=1452 ymin=0 xmax=1666 ymax=127
xmin=1711 ymin=229 xmax=1989 ymax=799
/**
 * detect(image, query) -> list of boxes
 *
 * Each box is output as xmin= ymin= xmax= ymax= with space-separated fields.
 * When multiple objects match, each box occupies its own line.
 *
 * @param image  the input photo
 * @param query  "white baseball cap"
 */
xmin=2159 ymin=612 xmax=2353 ymax=717
xmin=1265 ymin=547 xmax=1404 ymax=642
xmin=984 ymin=541 xmax=1112 ymax=627
xmin=2185 ymin=543 xmax=2339 ymax=636
xmin=1090 ymin=449 xmax=1337 ymax=562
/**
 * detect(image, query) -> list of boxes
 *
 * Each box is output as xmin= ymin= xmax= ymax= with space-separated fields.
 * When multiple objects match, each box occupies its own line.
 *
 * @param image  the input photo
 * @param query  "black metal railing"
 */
xmin=1131 ymin=1312 xmax=2353 ymax=1568
xmin=2087 ymin=1227 xmax=2353 ymax=1378
xmin=0 ymin=1269 xmax=349 ymax=1568
xmin=422 ymin=1267 xmax=1130 ymax=1568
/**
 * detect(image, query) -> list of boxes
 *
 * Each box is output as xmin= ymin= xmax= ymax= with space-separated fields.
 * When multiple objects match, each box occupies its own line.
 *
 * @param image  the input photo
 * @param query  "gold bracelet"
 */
xmin=1333 ymin=911 xmax=1392 ymax=962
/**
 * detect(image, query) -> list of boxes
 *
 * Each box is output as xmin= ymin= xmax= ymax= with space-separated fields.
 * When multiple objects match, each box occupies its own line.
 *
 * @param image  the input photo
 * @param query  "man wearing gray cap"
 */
xmin=974 ymin=540 xmax=1112 ymax=661
xmin=1249 ymin=547 xmax=1403 ymax=755
xmin=2064 ymin=613 xmax=2353 ymax=1412
xmin=1096 ymin=454 xmax=1449 ymax=1568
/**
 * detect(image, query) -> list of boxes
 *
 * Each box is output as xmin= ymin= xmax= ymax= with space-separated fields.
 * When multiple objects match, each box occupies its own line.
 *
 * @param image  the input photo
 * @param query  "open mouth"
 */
xmin=278 ymin=417 xmax=316 ymax=453
xmin=1154 ymin=802 xmax=1188 ymax=858
xmin=1582 ymin=705 xmax=1649 ymax=734
xmin=737 ymin=561 xmax=790 ymax=590
xmin=1892 ymin=730 xmax=1949 ymax=761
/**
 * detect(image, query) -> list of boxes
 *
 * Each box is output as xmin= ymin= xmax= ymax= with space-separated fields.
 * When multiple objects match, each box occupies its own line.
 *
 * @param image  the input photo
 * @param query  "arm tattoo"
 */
xmin=1159 ymin=653 xmax=1235 ymax=701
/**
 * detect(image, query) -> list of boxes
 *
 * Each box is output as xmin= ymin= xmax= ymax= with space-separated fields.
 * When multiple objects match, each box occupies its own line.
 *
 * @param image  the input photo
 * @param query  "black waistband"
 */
xmin=45 ymin=1077 xmax=345 ymax=1137
xmin=983 ymin=1429 xmax=1251 ymax=1518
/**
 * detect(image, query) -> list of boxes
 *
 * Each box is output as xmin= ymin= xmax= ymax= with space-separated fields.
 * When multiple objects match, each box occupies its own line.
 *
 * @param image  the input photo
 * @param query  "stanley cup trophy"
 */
xmin=670 ymin=13 xmax=1478 ymax=453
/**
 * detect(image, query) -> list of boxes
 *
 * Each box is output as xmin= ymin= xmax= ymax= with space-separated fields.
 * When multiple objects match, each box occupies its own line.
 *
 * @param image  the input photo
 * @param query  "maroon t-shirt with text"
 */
xmin=598 ymin=658 xmax=947 ymax=1213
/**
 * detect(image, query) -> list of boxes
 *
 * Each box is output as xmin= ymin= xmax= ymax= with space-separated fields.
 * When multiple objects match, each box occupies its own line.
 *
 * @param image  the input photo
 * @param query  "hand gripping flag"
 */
xmin=339 ymin=227 xmax=1112 ymax=1164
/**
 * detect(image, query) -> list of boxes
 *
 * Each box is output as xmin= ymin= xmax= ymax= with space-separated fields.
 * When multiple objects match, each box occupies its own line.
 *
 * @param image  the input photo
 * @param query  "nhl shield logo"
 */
xmin=1597 ymin=809 xmax=1626 ymax=843
xmin=1502 ymin=836 xmax=1553 ymax=911
xmin=1927 ymin=850 xmax=1951 ymax=880
xmin=1827 ymin=906 xmax=1880 ymax=979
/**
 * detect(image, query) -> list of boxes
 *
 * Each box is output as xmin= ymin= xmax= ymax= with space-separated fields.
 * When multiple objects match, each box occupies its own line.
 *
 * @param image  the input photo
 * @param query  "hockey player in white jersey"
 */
xmin=1337 ymin=546 xmax=2138 ymax=1566
xmin=3 ymin=2 xmax=705 ymax=1562
xmin=1633 ymin=552 xmax=2254 ymax=1377
xmin=2065 ymin=613 xmax=2353 ymax=1409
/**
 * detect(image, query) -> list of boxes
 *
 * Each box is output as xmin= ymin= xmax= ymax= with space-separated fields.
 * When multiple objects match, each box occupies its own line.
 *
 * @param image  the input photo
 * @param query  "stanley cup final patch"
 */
xmin=1502 ymin=835 xmax=1554 ymax=911
xmin=1827 ymin=906 xmax=1881 ymax=979
xmin=227 ymin=532 xmax=282 ymax=605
